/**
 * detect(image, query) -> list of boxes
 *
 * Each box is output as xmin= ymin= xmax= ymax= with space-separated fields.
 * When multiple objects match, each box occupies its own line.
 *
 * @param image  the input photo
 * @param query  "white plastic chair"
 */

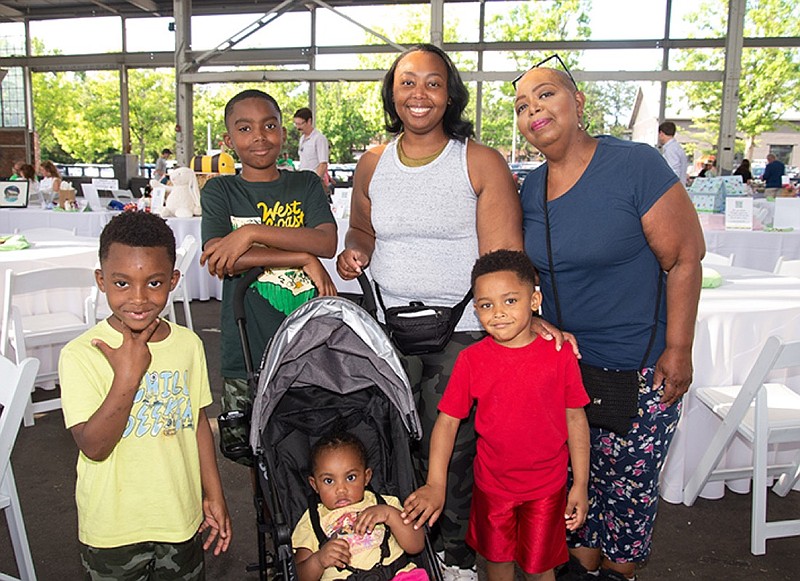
xmin=773 ymin=256 xmax=800 ymax=277
xmin=1 ymin=267 xmax=98 ymax=427
xmin=683 ymin=336 xmax=800 ymax=554
xmin=13 ymin=227 xmax=77 ymax=241
xmin=0 ymin=355 xmax=40 ymax=580
xmin=161 ymin=235 xmax=198 ymax=331
xmin=702 ymin=251 xmax=735 ymax=266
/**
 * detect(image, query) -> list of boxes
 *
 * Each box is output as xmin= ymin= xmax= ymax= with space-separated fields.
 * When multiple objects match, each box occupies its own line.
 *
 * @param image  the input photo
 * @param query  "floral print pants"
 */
xmin=568 ymin=366 xmax=682 ymax=563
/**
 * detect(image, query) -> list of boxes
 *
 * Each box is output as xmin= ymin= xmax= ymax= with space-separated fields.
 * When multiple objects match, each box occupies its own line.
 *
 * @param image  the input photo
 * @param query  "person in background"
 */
xmin=277 ymin=151 xmax=296 ymax=172
xmin=294 ymin=107 xmax=330 ymax=182
xmin=762 ymin=153 xmax=786 ymax=197
xmin=154 ymin=148 xmax=173 ymax=184
xmin=18 ymin=163 xmax=39 ymax=204
xmin=657 ymin=121 xmax=688 ymax=186
xmin=733 ymin=158 xmax=753 ymax=184
xmin=38 ymin=160 xmax=62 ymax=202
xmin=9 ymin=160 xmax=24 ymax=180
xmin=514 ymin=60 xmax=704 ymax=581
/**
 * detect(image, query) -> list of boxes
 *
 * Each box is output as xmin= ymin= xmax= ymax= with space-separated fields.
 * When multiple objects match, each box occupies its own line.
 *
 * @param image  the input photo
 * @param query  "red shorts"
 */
xmin=465 ymin=484 xmax=568 ymax=574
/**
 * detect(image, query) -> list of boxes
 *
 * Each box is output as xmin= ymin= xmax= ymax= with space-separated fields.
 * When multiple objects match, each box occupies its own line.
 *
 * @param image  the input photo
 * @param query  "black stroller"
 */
xmin=232 ymin=268 xmax=442 ymax=581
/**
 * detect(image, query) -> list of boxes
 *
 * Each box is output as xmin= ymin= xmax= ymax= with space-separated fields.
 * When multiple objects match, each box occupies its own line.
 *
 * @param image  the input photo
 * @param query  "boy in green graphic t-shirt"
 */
xmin=200 ymin=89 xmax=337 ymax=462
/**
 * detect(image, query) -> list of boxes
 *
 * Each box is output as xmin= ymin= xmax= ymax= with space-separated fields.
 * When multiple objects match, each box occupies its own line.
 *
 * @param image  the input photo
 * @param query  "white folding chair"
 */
xmin=701 ymin=251 xmax=735 ymax=266
xmin=0 ymin=355 xmax=40 ymax=580
xmin=13 ymin=227 xmax=77 ymax=241
xmin=773 ymin=256 xmax=800 ymax=277
xmin=1 ymin=267 xmax=98 ymax=427
xmin=161 ymin=235 xmax=198 ymax=331
xmin=683 ymin=336 xmax=800 ymax=554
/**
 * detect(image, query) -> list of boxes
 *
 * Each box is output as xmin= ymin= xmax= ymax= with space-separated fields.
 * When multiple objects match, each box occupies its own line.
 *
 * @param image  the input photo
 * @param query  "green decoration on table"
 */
xmin=0 ymin=235 xmax=30 ymax=250
xmin=702 ymin=267 xmax=723 ymax=289
xmin=252 ymin=267 xmax=317 ymax=315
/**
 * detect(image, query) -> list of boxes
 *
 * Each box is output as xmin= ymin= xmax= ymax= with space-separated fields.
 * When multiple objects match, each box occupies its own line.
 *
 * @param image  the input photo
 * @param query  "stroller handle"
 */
xmin=234 ymin=266 xmax=264 ymax=323
xmin=356 ymin=272 xmax=377 ymax=317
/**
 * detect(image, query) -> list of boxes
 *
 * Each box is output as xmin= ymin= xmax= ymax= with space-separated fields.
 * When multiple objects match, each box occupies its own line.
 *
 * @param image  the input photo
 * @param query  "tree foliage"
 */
xmin=675 ymin=0 xmax=800 ymax=156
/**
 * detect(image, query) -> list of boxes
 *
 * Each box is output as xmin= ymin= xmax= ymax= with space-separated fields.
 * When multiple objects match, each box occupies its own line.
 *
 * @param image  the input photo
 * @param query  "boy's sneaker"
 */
xmin=435 ymin=551 xmax=478 ymax=581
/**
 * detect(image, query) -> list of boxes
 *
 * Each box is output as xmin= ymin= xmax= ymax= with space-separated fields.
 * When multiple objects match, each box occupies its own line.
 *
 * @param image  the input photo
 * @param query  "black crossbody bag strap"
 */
xmin=542 ymin=175 xmax=663 ymax=369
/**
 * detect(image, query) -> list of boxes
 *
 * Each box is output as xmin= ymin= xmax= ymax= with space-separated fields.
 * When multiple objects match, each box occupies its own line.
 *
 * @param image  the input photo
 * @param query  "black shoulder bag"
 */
xmin=374 ymin=283 xmax=473 ymax=356
xmin=543 ymin=181 xmax=663 ymax=435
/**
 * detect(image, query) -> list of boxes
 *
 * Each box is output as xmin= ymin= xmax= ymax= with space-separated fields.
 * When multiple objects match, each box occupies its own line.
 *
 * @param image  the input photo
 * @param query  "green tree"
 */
xmin=675 ymin=0 xmax=800 ymax=157
xmin=481 ymin=0 xmax=592 ymax=158
xmin=129 ymin=69 xmax=176 ymax=168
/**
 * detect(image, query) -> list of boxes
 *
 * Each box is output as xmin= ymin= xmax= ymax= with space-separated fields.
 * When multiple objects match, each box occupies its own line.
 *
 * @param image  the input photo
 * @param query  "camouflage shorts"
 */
xmin=80 ymin=534 xmax=204 ymax=581
xmin=219 ymin=377 xmax=254 ymax=466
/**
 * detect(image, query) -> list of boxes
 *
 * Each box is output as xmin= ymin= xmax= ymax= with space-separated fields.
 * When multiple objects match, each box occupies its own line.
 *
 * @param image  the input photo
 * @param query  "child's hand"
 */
xmin=336 ymin=248 xmax=370 ymax=280
xmin=400 ymin=484 xmax=445 ymax=530
xmin=199 ymin=495 xmax=232 ymax=555
xmin=200 ymin=227 xmax=254 ymax=278
xmin=91 ymin=318 xmax=159 ymax=387
xmin=303 ymin=256 xmax=337 ymax=296
xmin=316 ymin=538 xmax=351 ymax=570
xmin=564 ymin=487 xmax=588 ymax=531
xmin=353 ymin=505 xmax=393 ymax=535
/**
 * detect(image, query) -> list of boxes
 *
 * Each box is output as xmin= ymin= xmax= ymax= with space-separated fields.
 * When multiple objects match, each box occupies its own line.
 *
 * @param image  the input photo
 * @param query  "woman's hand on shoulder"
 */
xmin=530 ymin=317 xmax=581 ymax=357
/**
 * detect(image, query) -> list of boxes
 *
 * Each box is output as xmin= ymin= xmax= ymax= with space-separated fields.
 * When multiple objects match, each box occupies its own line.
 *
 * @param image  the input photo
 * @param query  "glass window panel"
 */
xmin=126 ymin=17 xmax=175 ymax=52
xmin=29 ymin=17 xmax=122 ymax=54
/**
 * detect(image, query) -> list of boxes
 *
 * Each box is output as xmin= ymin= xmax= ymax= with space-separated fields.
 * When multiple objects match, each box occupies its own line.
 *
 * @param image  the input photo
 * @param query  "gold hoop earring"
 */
xmin=578 ymin=120 xmax=585 ymax=131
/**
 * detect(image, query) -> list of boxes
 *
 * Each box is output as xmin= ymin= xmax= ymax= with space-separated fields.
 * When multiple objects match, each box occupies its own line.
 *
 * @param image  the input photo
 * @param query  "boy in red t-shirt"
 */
xmin=401 ymin=250 xmax=590 ymax=581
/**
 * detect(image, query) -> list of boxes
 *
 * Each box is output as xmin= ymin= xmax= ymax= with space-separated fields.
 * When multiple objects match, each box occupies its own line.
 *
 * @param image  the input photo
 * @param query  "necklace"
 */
xmin=397 ymin=133 xmax=448 ymax=167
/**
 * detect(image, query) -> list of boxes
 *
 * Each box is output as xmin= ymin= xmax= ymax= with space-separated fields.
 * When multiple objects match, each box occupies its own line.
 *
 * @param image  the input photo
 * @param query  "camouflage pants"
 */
xmin=219 ymin=377 xmax=254 ymax=466
xmin=407 ymin=330 xmax=484 ymax=569
xmin=80 ymin=534 xmax=204 ymax=581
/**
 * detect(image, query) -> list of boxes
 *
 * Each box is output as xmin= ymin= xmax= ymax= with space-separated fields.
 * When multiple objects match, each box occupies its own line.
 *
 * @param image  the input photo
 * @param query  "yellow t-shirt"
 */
xmin=292 ymin=491 xmax=415 ymax=581
xmin=59 ymin=319 xmax=213 ymax=548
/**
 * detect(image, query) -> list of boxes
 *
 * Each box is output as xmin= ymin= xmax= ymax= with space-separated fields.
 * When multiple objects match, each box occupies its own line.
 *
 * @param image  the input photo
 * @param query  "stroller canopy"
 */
xmin=249 ymin=296 xmax=422 ymax=452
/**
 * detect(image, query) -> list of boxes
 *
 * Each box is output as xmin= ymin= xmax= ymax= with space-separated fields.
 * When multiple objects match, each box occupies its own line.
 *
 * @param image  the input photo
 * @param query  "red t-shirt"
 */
xmin=438 ymin=336 xmax=588 ymax=499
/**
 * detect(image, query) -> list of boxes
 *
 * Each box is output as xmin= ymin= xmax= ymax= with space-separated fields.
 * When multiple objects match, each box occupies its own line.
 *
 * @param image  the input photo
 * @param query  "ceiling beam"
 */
xmin=0 ymin=2 xmax=24 ymax=22
xmin=125 ymin=0 xmax=160 ymax=14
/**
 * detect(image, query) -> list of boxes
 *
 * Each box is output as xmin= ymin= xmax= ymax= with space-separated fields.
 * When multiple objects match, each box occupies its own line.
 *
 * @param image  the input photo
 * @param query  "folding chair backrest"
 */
xmin=1 ymin=267 xmax=98 ymax=359
xmin=14 ymin=227 xmax=78 ymax=241
xmin=702 ymin=251 xmax=735 ymax=266
xmin=773 ymin=257 xmax=800 ymax=277
xmin=161 ymin=235 xmax=198 ymax=330
xmin=0 ymin=357 xmax=39 ymax=472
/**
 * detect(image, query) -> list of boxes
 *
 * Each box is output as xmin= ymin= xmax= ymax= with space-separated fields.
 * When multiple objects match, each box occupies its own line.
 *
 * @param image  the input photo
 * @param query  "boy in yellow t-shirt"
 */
xmin=59 ymin=211 xmax=231 ymax=579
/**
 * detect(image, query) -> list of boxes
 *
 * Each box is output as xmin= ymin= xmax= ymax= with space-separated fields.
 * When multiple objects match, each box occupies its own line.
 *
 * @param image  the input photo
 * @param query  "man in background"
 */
xmin=658 ymin=121 xmax=689 ymax=185
xmin=762 ymin=153 xmax=786 ymax=197
xmin=293 ymin=107 xmax=329 ymax=182
xmin=153 ymin=148 xmax=172 ymax=184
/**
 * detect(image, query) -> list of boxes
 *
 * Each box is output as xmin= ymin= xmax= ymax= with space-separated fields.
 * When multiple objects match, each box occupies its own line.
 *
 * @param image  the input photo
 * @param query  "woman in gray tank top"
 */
xmin=337 ymin=44 xmax=566 ymax=581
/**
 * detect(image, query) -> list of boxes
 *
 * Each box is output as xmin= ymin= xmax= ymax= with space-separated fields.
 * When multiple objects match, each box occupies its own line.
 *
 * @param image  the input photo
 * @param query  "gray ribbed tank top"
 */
xmin=370 ymin=138 xmax=480 ymax=332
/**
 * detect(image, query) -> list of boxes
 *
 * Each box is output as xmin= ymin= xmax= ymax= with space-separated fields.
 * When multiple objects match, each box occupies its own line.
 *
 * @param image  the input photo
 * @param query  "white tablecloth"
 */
xmin=164 ymin=217 xmax=223 ymax=301
xmin=703 ymin=229 xmax=800 ymax=272
xmin=660 ymin=265 xmax=800 ymax=503
xmin=0 ymin=208 xmax=114 ymax=237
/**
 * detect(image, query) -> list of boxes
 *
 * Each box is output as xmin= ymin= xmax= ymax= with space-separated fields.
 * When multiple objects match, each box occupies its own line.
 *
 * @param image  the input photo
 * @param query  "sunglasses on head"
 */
xmin=512 ymin=54 xmax=578 ymax=91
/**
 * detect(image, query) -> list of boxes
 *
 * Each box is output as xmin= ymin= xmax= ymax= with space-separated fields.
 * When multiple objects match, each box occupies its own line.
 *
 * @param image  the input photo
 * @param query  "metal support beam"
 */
xmin=311 ymin=0 xmax=406 ymax=52
xmin=174 ymin=0 xmax=193 ymax=165
xmin=658 ymin=0 xmax=673 ymax=125
xmin=430 ymin=0 xmax=444 ymax=48
xmin=309 ymin=5 xmax=317 ymax=117
xmin=120 ymin=18 xmax=131 ymax=154
xmin=475 ymin=0 xmax=485 ymax=141
xmin=718 ymin=0 xmax=745 ymax=175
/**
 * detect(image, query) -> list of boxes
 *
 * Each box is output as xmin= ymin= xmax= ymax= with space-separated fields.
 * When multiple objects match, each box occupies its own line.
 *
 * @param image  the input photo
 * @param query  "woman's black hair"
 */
xmin=381 ymin=43 xmax=474 ymax=141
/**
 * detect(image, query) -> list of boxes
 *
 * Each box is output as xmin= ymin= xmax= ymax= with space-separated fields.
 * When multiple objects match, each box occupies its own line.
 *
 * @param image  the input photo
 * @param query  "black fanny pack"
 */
xmin=375 ymin=284 xmax=473 ymax=356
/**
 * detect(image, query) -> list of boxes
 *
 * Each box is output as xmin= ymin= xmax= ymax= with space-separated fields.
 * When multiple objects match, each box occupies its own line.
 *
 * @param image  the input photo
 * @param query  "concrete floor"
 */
xmin=1 ymin=299 xmax=798 ymax=580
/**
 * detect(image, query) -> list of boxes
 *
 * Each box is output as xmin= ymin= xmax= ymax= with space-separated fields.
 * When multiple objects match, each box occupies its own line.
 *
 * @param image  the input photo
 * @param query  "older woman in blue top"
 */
xmin=514 ymin=62 xmax=704 ymax=581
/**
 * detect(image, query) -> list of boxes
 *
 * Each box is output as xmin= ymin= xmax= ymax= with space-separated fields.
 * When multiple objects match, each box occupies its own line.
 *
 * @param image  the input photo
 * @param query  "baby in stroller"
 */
xmin=293 ymin=431 xmax=427 ymax=581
